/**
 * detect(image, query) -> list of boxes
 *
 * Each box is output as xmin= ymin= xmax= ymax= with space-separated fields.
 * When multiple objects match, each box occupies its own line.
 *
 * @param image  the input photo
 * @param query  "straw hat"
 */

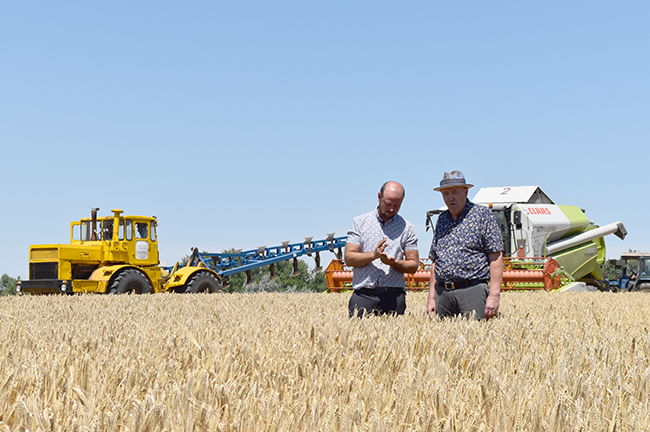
xmin=434 ymin=170 xmax=474 ymax=191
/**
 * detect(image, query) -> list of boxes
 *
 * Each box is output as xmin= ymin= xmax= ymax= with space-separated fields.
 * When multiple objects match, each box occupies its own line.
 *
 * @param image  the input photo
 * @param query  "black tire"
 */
xmin=108 ymin=269 xmax=152 ymax=294
xmin=184 ymin=272 xmax=221 ymax=294
xmin=634 ymin=283 xmax=650 ymax=293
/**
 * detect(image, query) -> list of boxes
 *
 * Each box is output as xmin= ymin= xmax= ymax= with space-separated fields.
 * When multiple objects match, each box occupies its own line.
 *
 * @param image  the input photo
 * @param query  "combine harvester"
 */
xmin=18 ymin=208 xmax=346 ymax=295
xmin=425 ymin=186 xmax=627 ymax=292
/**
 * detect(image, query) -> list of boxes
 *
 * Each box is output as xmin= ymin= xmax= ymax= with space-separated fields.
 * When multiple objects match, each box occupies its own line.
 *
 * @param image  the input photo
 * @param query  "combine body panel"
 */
xmin=508 ymin=204 xmax=590 ymax=254
xmin=492 ymin=203 xmax=609 ymax=282
xmin=426 ymin=186 xmax=627 ymax=291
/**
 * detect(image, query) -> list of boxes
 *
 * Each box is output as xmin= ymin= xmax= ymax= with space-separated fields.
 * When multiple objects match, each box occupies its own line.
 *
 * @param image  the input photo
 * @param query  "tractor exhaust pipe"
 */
xmin=90 ymin=207 xmax=99 ymax=241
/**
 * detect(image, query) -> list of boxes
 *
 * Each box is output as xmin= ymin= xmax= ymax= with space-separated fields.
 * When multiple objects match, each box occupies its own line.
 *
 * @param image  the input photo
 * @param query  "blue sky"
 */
xmin=1 ymin=1 xmax=648 ymax=279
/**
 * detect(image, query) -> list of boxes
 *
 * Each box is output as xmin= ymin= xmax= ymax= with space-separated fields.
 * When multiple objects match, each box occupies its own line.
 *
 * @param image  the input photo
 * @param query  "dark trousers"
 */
xmin=435 ymin=281 xmax=489 ymax=320
xmin=348 ymin=288 xmax=406 ymax=318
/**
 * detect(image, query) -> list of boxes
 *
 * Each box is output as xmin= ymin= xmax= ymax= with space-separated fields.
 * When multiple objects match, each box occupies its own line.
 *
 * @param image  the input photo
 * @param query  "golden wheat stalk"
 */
xmin=0 ymin=292 xmax=648 ymax=431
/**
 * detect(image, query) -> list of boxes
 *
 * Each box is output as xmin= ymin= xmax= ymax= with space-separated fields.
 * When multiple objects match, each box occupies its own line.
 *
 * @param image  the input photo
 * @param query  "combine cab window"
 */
xmin=151 ymin=222 xmax=156 ymax=241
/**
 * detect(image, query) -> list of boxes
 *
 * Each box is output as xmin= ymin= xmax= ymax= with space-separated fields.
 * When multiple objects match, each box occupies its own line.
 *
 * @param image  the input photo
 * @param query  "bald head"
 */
xmin=377 ymin=181 xmax=405 ymax=222
xmin=380 ymin=181 xmax=405 ymax=199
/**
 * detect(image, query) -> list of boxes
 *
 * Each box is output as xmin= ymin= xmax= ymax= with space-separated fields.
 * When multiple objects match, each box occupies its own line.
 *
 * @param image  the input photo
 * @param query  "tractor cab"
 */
xmin=71 ymin=209 xmax=159 ymax=267
xmin=609 ymin=253 xmax=650 ymax=292
xmin=20 ymin=208 xmax=161 ymax=294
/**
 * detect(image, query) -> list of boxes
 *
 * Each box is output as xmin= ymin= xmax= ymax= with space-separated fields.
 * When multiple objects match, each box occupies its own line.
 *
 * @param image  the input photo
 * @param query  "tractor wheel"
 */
xmin=108 ymin=269 xmax=152 ymax=294
xmin=184 ymin=272 xmax=221 ymax=294
xmin=635 ymin=283 xmax=650 ymax=293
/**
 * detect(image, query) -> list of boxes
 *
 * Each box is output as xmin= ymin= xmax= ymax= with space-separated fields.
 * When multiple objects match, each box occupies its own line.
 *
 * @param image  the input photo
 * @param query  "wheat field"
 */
xmin=1 ymin=291 xmax=649 ymax=431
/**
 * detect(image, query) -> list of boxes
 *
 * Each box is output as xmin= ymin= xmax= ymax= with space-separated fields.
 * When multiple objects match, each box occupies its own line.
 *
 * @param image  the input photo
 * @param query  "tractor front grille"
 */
xmin=30 ymin=262 xmax=58 ymax=280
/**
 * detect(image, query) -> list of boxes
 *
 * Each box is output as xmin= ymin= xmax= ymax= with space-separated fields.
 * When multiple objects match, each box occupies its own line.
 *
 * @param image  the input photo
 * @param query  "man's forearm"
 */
xmin=344 ymin=250 xmax=378 ymax=268
xmin=385 ymin=249 xmax=420 ymax=274
xmin=488 ymin=252 xmax=503 ymax=296
xmin=428 ymin=263 xmax=436 ymax=293
xmin=389 ymin=258 xmax=419 ymax=274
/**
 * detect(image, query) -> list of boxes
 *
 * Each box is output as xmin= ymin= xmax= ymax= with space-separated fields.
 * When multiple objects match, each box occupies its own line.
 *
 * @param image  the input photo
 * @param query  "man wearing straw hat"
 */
xmin=345 ymin=181 xmax=419 ymax=317
xmin=427 ymin=171 xmax=503 ymax=320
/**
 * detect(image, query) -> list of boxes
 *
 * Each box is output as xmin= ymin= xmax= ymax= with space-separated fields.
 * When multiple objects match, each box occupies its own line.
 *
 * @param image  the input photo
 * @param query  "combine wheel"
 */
xmin=108 ymin=269 xmax=152 ymax=294
xmin=635 ymin=283 xmax=650 ymax=293
xmin=184 ymin=272 xmax=221 ymax=294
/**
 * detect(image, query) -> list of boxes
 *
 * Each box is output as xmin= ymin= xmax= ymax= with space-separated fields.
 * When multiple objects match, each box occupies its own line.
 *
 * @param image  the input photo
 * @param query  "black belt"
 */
xmin=437 ymin=279 xmax=487 ymax=290
xmin=357 ymin=287 xmax=404 ymax=295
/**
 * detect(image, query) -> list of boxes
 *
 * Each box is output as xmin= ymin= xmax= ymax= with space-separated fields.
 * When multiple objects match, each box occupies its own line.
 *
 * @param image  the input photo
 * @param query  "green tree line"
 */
xmin=0 ymin=274 xmax=20 ymax=296
xmin=223 ymin=257 xmax=327 ymax=293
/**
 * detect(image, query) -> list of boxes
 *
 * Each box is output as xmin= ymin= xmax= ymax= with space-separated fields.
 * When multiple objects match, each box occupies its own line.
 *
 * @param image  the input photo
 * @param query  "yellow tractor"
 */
xmin=18 ymin=208 xmax=220 ymax=294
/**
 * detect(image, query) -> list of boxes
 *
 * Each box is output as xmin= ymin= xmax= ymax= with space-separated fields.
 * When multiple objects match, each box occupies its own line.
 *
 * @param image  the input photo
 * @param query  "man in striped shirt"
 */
xmin=345 ymin=181 xmax=419 ymax=317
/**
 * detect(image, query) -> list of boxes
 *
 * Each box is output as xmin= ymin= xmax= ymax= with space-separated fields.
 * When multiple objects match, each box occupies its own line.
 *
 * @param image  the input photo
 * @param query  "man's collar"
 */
xmin=450 ymin=201 xmax=472 ymax=221
xmin=375 ymin=208 xmax=395 ymax=225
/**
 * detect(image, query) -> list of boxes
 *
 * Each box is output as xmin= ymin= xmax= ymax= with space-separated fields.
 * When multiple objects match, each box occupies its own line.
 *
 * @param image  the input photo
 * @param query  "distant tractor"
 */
xmin=18 ymin=208 xmax=201 ymax=294
xmin=18 ymin=208 xmax=346 ymax=295
xmin=608 ymin=253 xmax=650 ymax=292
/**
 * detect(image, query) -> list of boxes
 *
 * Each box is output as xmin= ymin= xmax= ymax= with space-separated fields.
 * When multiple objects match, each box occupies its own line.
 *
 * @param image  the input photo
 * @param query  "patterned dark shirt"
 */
xmin=429 ymin=201 xmax=503 ymax=281
xmin=347 ymin=209 xmax=418 ymax=289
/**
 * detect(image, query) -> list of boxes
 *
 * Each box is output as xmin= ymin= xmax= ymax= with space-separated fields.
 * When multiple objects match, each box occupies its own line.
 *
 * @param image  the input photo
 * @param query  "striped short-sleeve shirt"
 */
xmin=347 ymin=209 xmax=418 ymax=289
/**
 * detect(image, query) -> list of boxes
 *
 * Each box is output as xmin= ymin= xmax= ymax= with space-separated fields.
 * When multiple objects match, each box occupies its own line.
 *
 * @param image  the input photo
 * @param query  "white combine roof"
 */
xmin=472 ymin=186 xmax=554 ymax=205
